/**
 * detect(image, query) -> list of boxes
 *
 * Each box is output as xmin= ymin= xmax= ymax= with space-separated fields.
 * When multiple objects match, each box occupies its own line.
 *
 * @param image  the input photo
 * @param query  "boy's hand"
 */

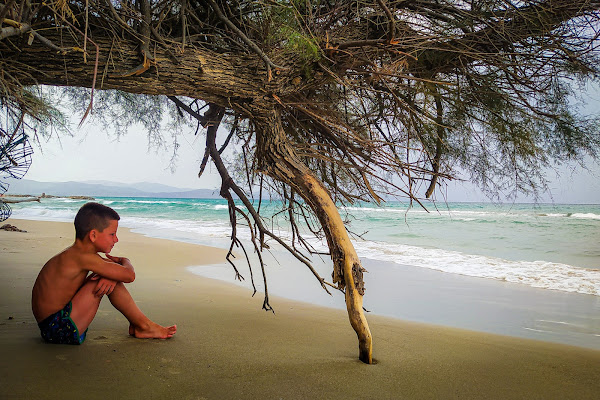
xmin=93 ymin=276 xmax=117 ymax=297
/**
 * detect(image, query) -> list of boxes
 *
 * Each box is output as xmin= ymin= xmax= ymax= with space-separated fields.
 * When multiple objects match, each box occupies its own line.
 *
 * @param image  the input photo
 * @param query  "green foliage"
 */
xmin=282 ymin=27 xmax=321 ymax=62
xmin=262 ymin=2 xmax=321 ymax=65
xmin=54 ymin=88 xmax=199 ymax=154
xmin=0 ymin=86 xmax=70 ymax=144
xmin=425 ymin=67 xmax=600 ymax=200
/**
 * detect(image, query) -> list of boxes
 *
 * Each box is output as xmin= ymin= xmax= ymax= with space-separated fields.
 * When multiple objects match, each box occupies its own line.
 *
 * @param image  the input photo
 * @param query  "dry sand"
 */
xmin=1 ymin=219 xmax=599 ymax=399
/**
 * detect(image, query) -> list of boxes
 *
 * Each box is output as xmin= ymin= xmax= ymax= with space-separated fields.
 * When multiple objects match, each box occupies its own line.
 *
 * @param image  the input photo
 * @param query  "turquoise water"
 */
xmin=9 ymin=197 xmax=600 ymax=296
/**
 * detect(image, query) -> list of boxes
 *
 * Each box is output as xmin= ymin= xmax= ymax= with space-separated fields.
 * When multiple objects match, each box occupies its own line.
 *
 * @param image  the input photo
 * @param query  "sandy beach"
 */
xmin=1 ymin=219 xmax=600 ymax=399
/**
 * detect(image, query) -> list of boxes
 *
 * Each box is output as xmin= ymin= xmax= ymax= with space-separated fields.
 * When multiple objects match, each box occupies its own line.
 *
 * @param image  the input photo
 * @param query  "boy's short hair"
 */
xmin=74 ymin=202 xmax=120 ymax=240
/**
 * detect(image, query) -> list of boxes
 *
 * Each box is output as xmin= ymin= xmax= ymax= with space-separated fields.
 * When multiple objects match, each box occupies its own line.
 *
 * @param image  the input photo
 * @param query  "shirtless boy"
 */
xmin=32 ymin=202 xmax=176 ymax=344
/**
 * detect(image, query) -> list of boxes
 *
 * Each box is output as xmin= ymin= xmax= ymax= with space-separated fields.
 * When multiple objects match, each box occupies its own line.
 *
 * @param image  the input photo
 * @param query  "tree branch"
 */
xmin=425 ymin=85 xmax=446 ymax=199
xmin=0 ymin=19 xmax=29 ymax=40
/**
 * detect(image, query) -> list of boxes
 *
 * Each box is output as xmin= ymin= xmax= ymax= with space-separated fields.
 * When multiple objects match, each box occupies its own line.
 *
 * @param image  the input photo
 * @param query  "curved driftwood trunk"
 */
xmin=255 ymin=109 xmax=373 ymax=364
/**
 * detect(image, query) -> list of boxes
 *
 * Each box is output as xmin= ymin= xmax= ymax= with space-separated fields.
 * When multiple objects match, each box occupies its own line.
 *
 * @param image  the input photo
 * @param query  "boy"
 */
xmin=32 ymin=202 xmax=176 ymax=344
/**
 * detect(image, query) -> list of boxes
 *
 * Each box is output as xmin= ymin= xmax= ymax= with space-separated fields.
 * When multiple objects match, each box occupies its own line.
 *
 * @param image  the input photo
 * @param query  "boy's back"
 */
xmin=32 ymin=246 xmax=92 ymax=323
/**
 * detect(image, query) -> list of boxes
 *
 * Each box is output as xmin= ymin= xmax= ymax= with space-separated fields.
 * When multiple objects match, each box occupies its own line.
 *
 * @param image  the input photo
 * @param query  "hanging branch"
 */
xmin=167 ymin=96 xmax=208 ymax=125
xmin=198 ymin=104 xmax=338 ymax=309
xmin=168 ymin=97 xmax=338 ymax=297
xmin=425 ymin=85 xmax=447 ymax=198
xmin=202 ymin=103 xmax=274 ymax=311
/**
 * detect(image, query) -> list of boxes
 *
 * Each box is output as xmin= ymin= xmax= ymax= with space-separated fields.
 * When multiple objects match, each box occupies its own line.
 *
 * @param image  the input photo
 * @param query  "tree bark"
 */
xmin=3 ymin=30 xmax=301 ymax=114
xmin=254 ymin=108 xmax=373 ymax=364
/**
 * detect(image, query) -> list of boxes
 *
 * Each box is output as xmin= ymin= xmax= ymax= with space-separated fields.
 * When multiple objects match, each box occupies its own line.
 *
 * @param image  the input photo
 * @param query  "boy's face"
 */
xmin=90 ymin=219 xmax=119 ymax=253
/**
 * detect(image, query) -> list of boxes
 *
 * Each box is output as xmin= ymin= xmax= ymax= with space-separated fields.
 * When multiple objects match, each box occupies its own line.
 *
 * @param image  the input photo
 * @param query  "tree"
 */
xmin=2 ymin=0 xmax=599 ymax=364
xmin=0 ymin=129 xmax=34 ymax=221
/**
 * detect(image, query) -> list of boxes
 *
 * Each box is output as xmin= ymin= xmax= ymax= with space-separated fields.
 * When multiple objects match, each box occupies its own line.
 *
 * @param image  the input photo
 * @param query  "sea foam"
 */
xmin=352 ymin=240 xmax=600 ymax=296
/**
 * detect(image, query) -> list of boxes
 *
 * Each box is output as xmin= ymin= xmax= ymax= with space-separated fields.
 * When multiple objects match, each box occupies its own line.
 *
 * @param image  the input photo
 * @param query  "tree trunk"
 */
xmin=254 ymin=109 xmax=373 ymax=364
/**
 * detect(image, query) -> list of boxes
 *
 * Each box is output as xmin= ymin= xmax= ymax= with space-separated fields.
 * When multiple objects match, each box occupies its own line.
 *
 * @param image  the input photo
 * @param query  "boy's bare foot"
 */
xmin=131 ymin=321 xmax=177 ymax=339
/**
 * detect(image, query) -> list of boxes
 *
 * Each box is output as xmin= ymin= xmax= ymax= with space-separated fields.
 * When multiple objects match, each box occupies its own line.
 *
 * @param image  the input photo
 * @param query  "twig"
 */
xmin=29 ymin=29 xmax=73 ymax=53
xmin=376 ymin=0 xmax=396 ymax=42
xmin=0 ymin=0 xmax=16 ymax=25
xmin=43 ymin=13 xmax=100 ymax=127
xmin=104 ymin=0 xmax=141 ymax=39
xmin=167 ymin=96 xmax=208 ymax=125
xmin=149 ymin=24 xmax=179 ymax=63
xmin=197 ymin=147 xmax=210 ymax=178
xmin=205 ymin=0 xmax=281 ymax=79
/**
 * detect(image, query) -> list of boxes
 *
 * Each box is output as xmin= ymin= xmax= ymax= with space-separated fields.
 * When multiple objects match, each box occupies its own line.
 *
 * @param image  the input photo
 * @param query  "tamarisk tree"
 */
xmin=2 ymin=0 xmax=600 ymax=363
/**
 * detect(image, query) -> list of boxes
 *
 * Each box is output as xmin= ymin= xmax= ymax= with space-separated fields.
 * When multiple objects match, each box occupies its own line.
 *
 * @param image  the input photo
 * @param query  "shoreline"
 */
xmin=7 ymin=216 xmax=600 ymax=351
xmin=187 ymin=244 xmax=600 ymax=351
xmin=2 ymin=218 xmax=600 ymax=399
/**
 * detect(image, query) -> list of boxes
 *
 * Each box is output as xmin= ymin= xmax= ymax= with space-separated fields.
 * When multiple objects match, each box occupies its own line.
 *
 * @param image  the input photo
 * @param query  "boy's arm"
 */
xmin=81 ymin=253 xmax=136 ymax=283
xmin=90 ymin=255 xmax=136 ymax=297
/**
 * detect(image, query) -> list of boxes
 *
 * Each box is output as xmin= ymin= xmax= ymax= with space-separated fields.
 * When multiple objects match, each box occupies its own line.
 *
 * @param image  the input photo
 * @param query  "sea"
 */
xmin=7 ymin=197 xmax=600 ymax=348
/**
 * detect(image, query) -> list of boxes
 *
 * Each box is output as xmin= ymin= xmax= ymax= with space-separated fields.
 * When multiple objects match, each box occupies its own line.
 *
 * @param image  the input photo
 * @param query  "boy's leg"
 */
xmin=107 ymin=282 xmax=176 ymax=339
xmin=69 ymin=279 xmax=104 ymax=334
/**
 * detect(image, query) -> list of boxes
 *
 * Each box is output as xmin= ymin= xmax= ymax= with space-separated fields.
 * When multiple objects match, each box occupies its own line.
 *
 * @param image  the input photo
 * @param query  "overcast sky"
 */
xmin=26 ymin=121 xmax=222 ymax=190
xmin=23 ymin=112 xmax=600 ymax=204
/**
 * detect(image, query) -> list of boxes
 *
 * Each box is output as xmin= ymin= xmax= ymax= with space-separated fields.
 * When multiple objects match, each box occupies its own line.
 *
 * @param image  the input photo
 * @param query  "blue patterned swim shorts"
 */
xmin=37 ymin=302 xmax=87 ymax=345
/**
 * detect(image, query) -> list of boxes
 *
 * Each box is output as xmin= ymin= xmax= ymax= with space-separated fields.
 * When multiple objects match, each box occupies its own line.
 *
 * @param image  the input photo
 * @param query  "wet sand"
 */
xmin=190 ymin=252 xmax=600 ymax=350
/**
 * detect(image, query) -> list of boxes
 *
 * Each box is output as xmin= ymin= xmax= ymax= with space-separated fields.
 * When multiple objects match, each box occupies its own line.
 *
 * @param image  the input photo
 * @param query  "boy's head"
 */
xmin=74 ymin=202 xmax=120 ymax=240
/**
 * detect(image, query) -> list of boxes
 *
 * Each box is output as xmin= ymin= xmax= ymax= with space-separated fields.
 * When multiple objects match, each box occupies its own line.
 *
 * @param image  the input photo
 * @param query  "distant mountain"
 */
xmin=3 ymin=178 xmax=220 ymax=199
xmin=85 ymin=180 xmax=196 ymax=193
